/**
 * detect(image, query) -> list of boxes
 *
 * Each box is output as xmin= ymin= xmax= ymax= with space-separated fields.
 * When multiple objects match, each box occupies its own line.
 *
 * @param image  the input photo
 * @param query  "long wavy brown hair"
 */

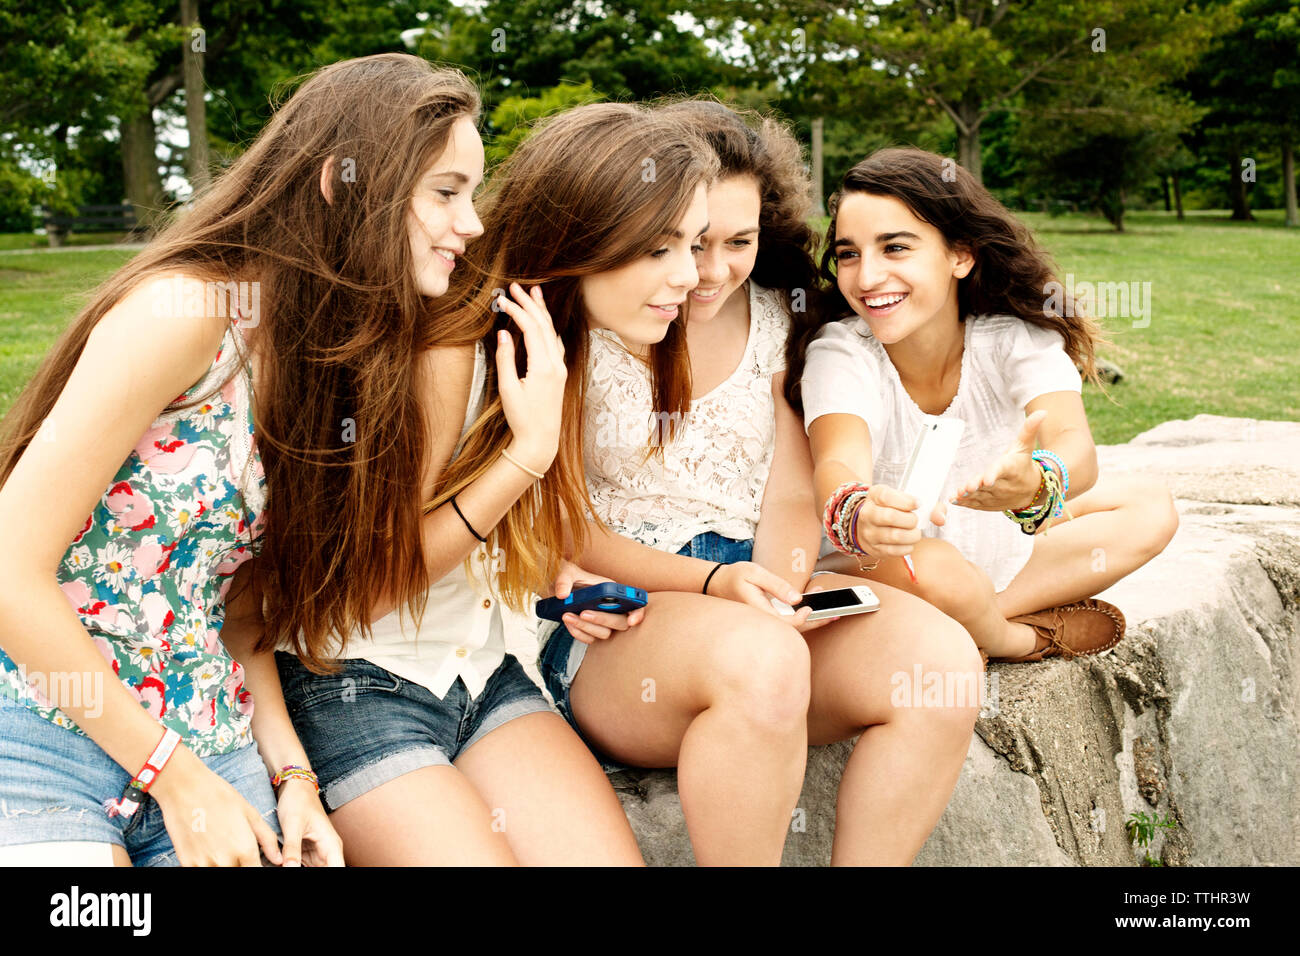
xmin=786 ymin=147 xmax=1103 ymax=413
xmin=432 ymin=102 xmax=719 ymax=599
xmin=0 ymin=54 xmax=487 ymax=671
xmin=657 ymin=99 xmax=820 ymax=322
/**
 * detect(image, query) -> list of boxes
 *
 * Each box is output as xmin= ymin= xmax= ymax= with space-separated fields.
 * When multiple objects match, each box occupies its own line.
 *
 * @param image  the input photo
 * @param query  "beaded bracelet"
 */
xmin=835 ymin=490 xmax=872 ymax=553
xmin=1012 ymin=465 xmax=1047 ymax=514
xmin=1005 ymin=463 xmax=1065 ymax=535
xmin=272 ymin=765 xmax=320 ymax=793
xmin=821 ymin=482 xmax=857 ymax=550
xmin=822 ymin=481 xmax=872 ymax=554
xmin=1032 ymin=449 xmax=1069 ymax=497
xmin=1032 ymin=450 xmax=1069 ymax=518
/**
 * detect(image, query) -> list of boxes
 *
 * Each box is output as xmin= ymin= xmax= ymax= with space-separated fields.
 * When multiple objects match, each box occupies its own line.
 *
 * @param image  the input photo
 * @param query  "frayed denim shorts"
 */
xmin=276 ymin=651 xmax=551 ymax=813
xmin=538 ymin=531 xmax=755 ymax=772
xmin=0 ymin=694 xmax=279 ymax=865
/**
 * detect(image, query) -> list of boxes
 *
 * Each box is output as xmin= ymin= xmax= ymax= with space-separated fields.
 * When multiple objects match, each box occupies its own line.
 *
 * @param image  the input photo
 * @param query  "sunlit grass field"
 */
xmin=0 ymin=208 xmax=1296 ymax=443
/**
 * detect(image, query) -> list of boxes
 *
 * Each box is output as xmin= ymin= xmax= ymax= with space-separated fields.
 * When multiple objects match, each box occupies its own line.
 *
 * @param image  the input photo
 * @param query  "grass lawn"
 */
xmin=0 ymin=208 xmax=1296 ymax=443
xmin=0 ymin=231 xmax=136 ymax=251
xmin=0 ymin=248 xmax=137 ymax=412
xmin=1018 ymin=208 xmax=1299 ymax=443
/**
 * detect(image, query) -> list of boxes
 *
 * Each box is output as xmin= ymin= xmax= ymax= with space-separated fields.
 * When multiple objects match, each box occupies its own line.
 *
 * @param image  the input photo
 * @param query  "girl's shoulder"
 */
xmin=966 ymin=313 xmax=1069 ymax=362
xmin=95 ymin=271 xmax=242 ymax=411
xmin=965 ymin=313 xmax=1081 ymax=402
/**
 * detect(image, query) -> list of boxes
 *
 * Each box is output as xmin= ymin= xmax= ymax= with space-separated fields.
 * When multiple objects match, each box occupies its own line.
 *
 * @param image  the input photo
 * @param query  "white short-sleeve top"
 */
xmin=285 ymin=340 xmax=540 ymax=699
xmin=799 ymin=313 xmax=1082 ymax=592
xmin=583 ymin=281 xmax=791 ymax=553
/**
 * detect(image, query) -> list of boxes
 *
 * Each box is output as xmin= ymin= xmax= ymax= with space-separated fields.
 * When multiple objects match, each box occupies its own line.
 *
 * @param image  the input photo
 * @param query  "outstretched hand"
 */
xmin=951 ymin=409 xmax=1047 ymax=512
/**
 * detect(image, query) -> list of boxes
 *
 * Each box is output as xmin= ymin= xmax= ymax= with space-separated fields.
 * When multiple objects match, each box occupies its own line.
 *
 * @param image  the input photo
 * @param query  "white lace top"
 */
xmin=583 ymin=281 xmax=791 ymax=553
xmin=800 ymin=313 xmax=1083 ymax=592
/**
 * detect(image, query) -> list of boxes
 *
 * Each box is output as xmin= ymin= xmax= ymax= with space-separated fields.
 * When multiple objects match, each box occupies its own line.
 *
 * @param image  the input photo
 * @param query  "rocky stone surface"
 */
xmin=609 ymin=415 xmax=1300 ymax=866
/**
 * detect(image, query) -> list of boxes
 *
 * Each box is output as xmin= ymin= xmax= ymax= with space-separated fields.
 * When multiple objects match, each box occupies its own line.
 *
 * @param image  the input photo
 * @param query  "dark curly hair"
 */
xmin=785 ymin=147 xmax=1103 ymax=414
xmin=657 ymin=99 xmax=821 ymax=324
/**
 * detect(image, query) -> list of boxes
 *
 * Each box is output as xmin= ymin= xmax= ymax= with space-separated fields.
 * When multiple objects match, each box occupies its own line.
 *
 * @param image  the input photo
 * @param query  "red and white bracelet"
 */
xmin=103 ymin=727 xmax=182 ymax=820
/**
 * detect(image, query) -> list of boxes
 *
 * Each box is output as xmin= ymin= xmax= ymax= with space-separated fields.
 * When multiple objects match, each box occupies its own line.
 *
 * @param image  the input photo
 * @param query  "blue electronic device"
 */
xmin=535 ymin=582 xmax=648 ymax=622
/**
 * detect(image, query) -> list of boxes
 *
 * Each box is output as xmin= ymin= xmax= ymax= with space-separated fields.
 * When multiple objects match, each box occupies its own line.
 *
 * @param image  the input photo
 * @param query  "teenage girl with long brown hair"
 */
xmin=265 ymin=98 xmax=743 ymax=865
xmin=533 ymin=102 xmax=983 ymax=865
xmin=0 ymin=53 xmax=632 ymax=867
xmin=791 ymin=148 xmax=1179 ymax=662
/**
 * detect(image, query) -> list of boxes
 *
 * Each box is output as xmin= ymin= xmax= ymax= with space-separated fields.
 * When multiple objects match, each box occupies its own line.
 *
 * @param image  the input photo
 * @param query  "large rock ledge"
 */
xmin=608 ymin=415 xmax=1300 ymax=866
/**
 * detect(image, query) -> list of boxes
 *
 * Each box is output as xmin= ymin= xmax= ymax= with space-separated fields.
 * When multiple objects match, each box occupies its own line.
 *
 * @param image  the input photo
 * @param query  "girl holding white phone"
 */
xmin=792 ymin=149 xmax=1178 ymax=662
xmin=537 ymin=102 xmax=984 ymax=865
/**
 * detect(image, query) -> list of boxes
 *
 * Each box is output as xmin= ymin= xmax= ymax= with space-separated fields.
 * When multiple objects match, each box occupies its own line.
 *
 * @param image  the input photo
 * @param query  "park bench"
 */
xmin=41 ymin=203 xmax=138 ymax=248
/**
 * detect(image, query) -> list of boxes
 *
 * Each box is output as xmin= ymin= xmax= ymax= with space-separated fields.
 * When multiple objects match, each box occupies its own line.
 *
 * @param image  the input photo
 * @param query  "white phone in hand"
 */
xmin=899 ymin=417 xmax=965 ymax=531
xmin=770 ymin=585 xmax=881 ymax=622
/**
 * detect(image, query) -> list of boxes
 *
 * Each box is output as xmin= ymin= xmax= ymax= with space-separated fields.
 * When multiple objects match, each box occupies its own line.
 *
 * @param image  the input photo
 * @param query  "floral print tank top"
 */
xmin=0 ymin=321 xmax=266 ymax=756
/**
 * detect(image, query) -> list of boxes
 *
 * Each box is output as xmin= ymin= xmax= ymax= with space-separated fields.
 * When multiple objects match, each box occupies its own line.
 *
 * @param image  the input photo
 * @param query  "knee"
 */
xmin=708 ymin=615 xmax=811 ymax=732
xmin=893 ymin=608 xmax=983 ymax=735
xmin=911 ymin=540 xmax=991 ymax=616
xmin=1145 ymin=485 xmax=1179 ymax=558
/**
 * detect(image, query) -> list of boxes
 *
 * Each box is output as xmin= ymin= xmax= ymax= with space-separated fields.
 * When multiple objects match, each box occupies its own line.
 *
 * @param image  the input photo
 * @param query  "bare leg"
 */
xmin=454 ymin=711 xmax=643 ymax=865
xmin=0 ymin=841 xmax=128 ymax=866
xmin=569 ymin=591 xmax=810 ymax=865
xmin=822 ymin=539 xmax=1036 ymax=658
xmin=996 ymin=475 xmax=1179 ymax=618
xmin=803 ymin=575 xmax=982 ymax=864
xmin=327 ymin=766 xmax=518 ymax=866
xmin=819 ymin=476 xmax=1178 ymax=655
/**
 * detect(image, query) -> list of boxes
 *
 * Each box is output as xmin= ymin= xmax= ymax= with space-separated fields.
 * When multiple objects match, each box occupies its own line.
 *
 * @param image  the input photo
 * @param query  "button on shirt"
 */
xmin=338 ymin=542 xmax=538 ymax=699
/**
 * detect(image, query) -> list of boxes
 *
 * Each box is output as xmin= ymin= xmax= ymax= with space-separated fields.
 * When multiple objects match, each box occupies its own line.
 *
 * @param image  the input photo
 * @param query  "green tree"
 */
xmin=1186 ymin=0 xmax=1300 ymax=224
xmin=697 ymin=0 xmax=1222 ymax=186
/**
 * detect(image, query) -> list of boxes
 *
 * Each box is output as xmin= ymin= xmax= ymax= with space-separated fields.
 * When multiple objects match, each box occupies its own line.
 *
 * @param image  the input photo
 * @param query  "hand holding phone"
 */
xmin=770 ymin=585 xmax=880 ymax=622
xmin=536 ymin=581 xmax=648 ymax=622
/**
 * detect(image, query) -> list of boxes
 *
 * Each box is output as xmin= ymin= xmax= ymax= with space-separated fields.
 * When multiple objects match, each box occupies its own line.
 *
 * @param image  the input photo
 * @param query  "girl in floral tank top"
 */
xmin=0 ymin=322 xmax=265 ymax=755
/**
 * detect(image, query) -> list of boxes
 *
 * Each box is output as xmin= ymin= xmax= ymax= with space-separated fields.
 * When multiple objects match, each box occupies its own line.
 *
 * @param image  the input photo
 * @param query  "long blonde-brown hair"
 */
xmin=433 ymin=102 xmax=719 ymax=607
xmin=0 ymin=54 xmax=483 ymax=670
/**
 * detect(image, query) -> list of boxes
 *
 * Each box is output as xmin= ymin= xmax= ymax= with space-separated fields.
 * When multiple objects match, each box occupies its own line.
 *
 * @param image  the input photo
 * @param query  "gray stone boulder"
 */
xmin=606 ymin=415 xmax=1300 ymax=866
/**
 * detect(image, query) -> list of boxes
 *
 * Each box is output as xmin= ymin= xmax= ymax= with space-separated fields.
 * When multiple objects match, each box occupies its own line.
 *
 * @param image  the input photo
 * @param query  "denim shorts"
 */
xmin=0 ymin=694 xmax=280 ymax=865
xmin=538 ymin=531 xmax=754 ymax=772
xmin=276 ymin=651 xmax=552 ymax=813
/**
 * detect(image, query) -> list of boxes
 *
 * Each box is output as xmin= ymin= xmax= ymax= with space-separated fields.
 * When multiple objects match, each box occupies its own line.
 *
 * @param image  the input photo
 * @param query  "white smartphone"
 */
xmin=899 ymin=417 xmax=965 ymax=531
xmin=771 ymin=585 xmax=881 ymax=622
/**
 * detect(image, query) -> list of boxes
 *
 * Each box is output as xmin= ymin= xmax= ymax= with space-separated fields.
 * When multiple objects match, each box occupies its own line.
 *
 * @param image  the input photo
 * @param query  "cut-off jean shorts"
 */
xmin=0 ymin=694 xmax=280 ymax=865
xmin=275 ymin=651 xmax=551 ymax=813
xmin=538 ymin=531 xmax=755 ymax=773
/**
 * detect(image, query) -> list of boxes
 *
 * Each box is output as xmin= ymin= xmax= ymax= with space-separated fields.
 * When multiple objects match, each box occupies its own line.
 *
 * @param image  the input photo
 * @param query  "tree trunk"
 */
xmin=1283 ymin=138 xmax=1298 ymax=228
xmin=1228 ymin=144 xmax=1253 ymax=221
xmin=181 ymin=0 xmax=210 ymax=194
xmin=120 ymin=111 xmax=165 ymax=233
xmin=1172 ymin=170 xmax=1185 ymax=220
xmin=810 ymin=116 xmax=824 ymax=216
xmin=1161 ymin=175 xmax=1171 ymax=212
xmin=956 ymin=97 xmax=983 ymax=185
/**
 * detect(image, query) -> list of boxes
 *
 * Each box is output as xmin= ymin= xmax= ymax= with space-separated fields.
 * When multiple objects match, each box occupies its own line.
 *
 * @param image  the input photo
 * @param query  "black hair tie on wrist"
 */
xmin=702 ymin=562 xmax=725 ymax=595
xmin=450 ymin=494 xmax=487 ymax=543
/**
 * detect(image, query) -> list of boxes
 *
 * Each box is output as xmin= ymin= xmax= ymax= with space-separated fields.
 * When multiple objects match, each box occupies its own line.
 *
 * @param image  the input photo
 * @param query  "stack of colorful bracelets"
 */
xmin=822 ymin=480 xmax=874 ymax=554
xmin=822 ymin=452 xmax=1071 ymax=549
xmin=1004 ymin=449 xmax=1071 ymax=535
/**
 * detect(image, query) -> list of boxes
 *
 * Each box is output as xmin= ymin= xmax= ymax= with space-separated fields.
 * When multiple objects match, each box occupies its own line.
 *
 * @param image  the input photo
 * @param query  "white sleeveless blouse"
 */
xmin=583 ymin=281 xmax=792 ymax=552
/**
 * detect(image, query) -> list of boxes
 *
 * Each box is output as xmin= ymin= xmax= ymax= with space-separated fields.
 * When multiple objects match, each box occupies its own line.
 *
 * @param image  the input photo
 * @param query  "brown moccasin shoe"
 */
xmin=994 ymin=599 xmax=1126 ymax=663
